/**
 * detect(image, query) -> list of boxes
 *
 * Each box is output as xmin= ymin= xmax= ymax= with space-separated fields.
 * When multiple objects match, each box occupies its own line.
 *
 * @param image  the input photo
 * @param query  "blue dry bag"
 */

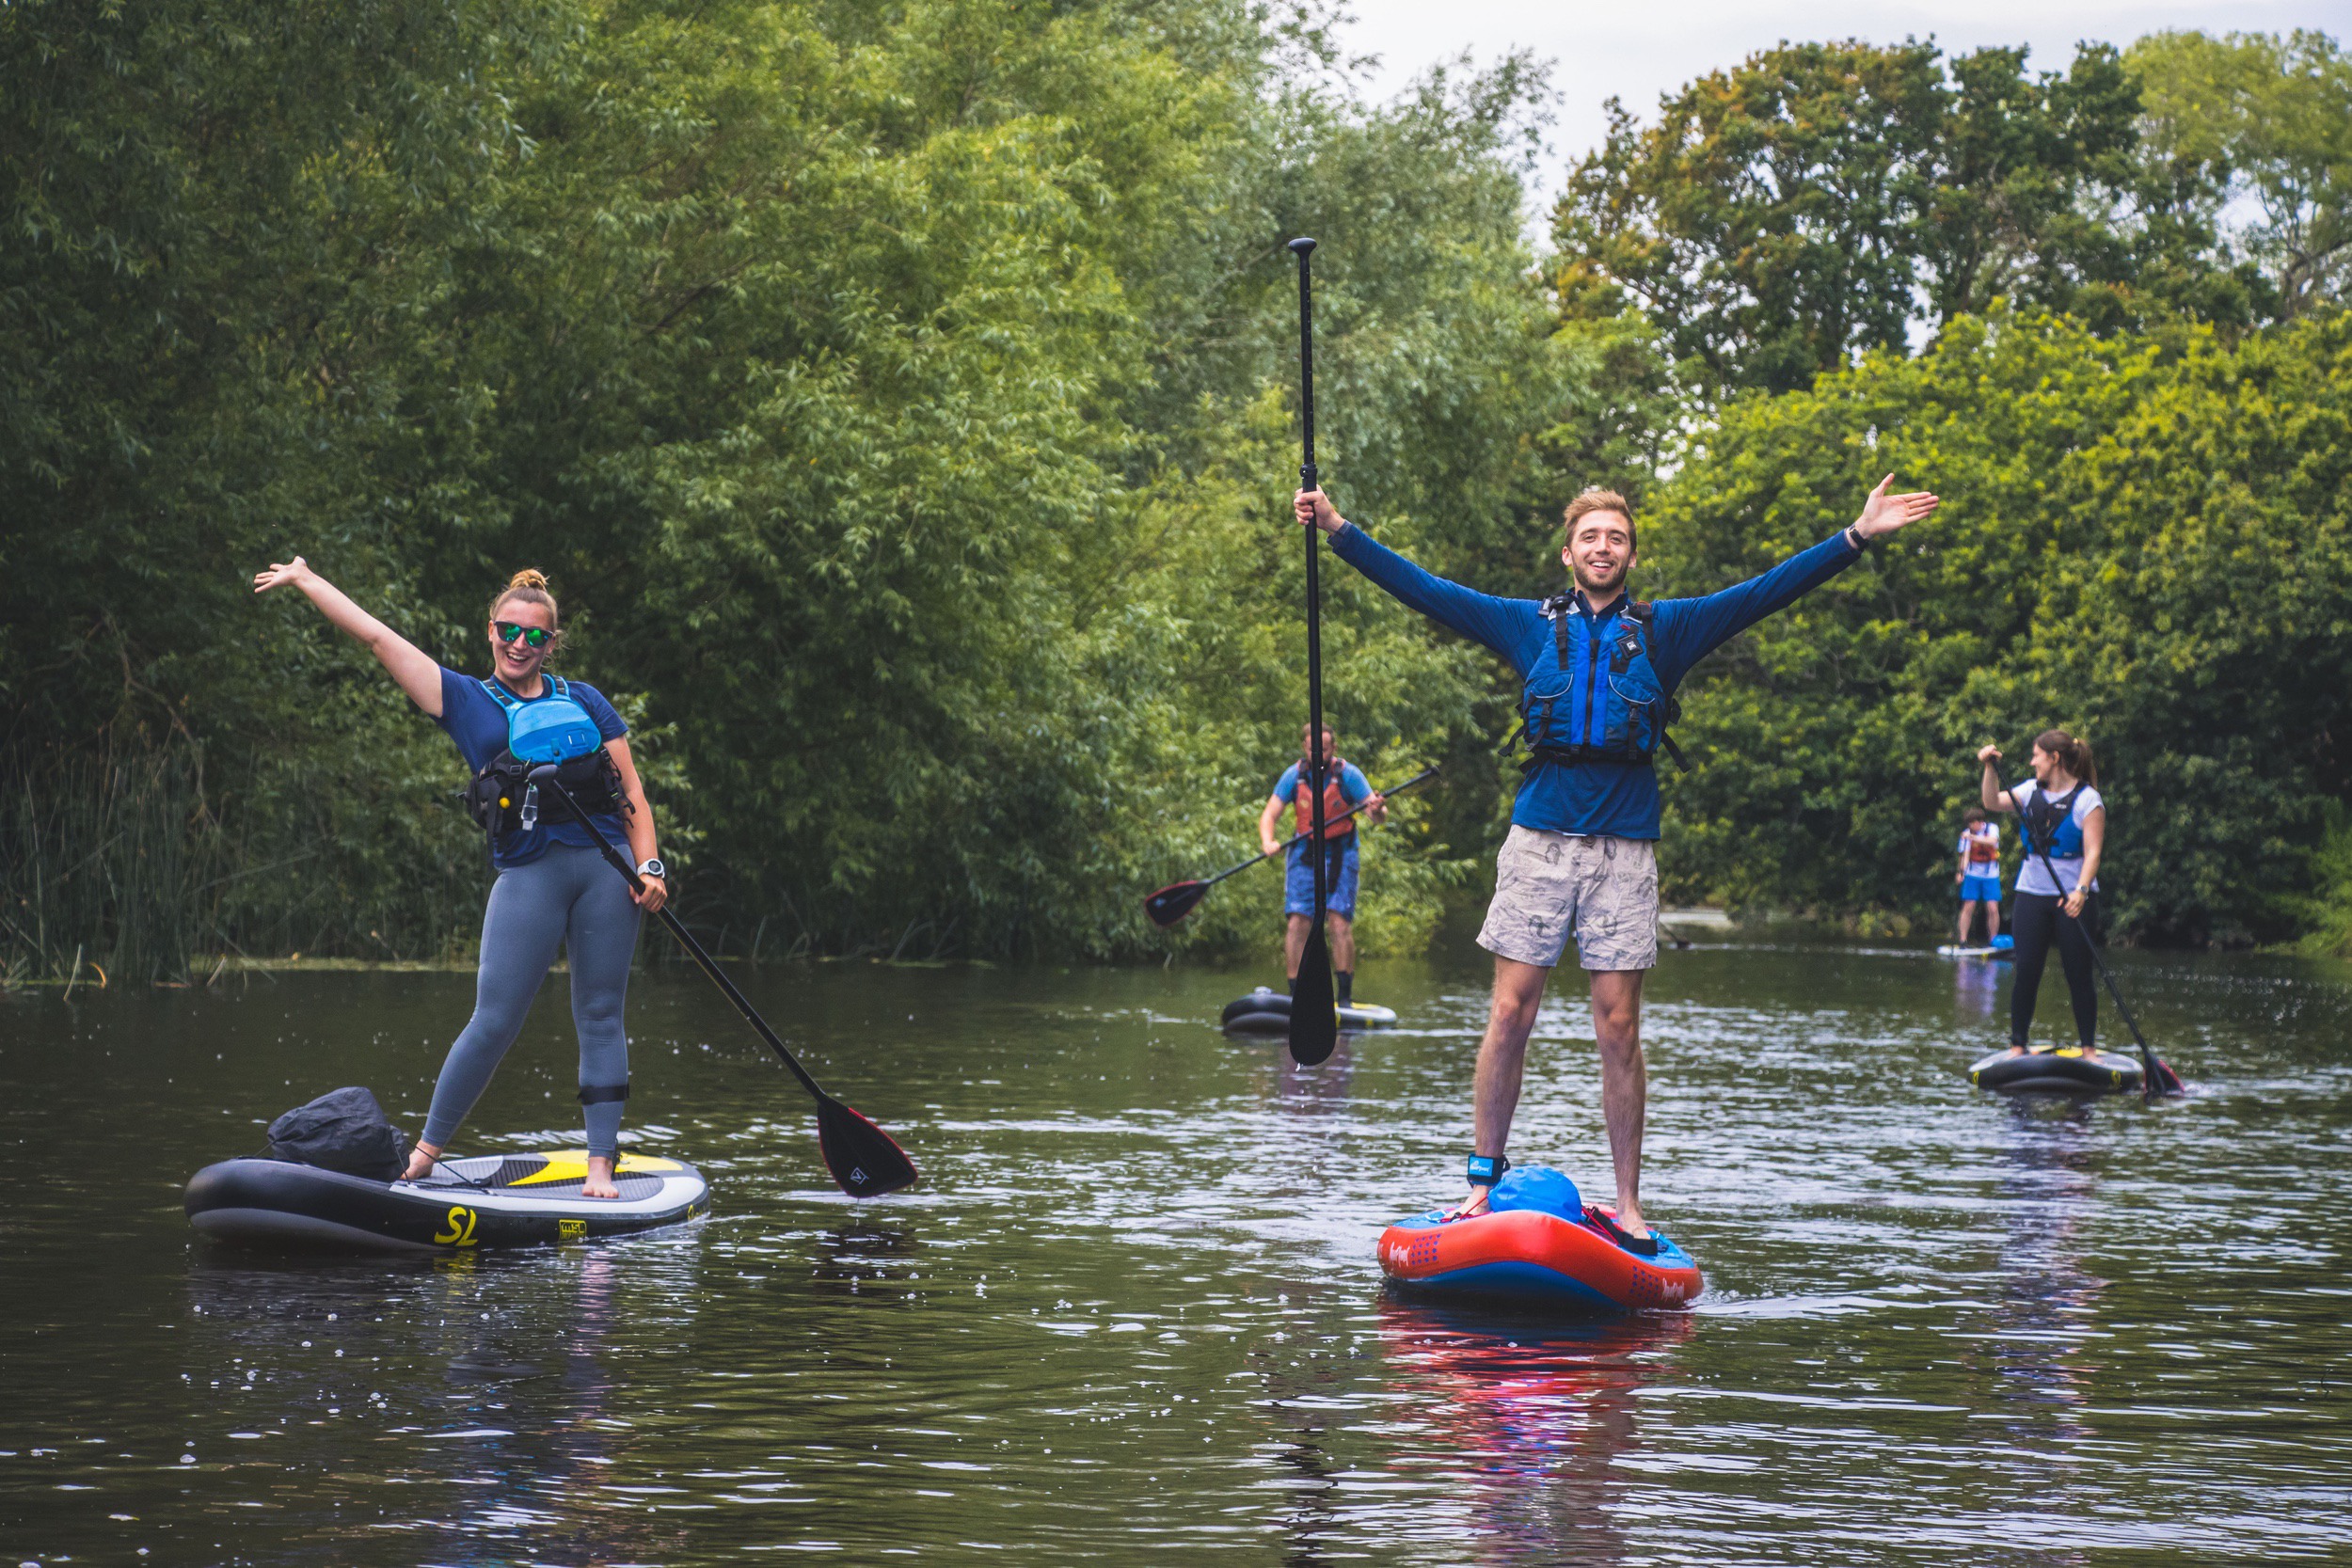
xmin=1487 ymin=1165 xmax=1583 ymax=1221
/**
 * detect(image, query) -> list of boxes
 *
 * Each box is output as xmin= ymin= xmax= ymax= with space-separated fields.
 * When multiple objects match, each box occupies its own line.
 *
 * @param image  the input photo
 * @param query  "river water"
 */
xmin=4 ymin=942 xmax=2350 ymax=1565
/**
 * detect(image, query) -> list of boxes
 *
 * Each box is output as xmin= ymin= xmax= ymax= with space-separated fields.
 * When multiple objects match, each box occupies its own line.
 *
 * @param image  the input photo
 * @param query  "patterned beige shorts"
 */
xmin=1476 ymin=826 xmax=1659 ymax=972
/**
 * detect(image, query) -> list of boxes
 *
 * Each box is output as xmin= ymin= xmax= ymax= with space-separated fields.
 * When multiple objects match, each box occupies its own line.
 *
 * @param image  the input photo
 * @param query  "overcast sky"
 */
xmin=1338 ymin=1 xmax=2348 ymax=222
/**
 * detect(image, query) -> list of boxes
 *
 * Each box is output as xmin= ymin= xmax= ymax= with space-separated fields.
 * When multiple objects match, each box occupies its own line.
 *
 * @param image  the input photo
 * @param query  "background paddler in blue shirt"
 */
xmin=1292 ymin=475 xmax=1940 ymax=1248
xmin=1255 ymin=722 xmax=1387 ymax=1006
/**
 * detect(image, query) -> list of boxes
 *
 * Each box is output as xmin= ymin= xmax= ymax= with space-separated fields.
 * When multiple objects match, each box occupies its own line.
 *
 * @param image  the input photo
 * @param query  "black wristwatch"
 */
xmin=1844 ymin=524 xmax=1867 ymax=551
xmin=637 ymin=857 xmax=666 ymax=879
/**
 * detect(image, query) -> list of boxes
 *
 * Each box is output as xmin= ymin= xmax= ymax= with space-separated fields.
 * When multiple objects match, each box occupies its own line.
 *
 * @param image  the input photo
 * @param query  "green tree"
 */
xmin=1554 ymin=40 xmax=1944 ymax=395
xmin=2130 ymin=29 xmax=2352 ymax=318
xmin=1554 ymin=39 xmax=2260 ymax=398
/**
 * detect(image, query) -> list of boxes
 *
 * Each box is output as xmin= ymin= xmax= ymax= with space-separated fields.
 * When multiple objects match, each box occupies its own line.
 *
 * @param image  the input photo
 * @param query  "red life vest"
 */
xmin=1294 ymin=756 xmax=1357 ymax=839
xmin=1964 ymin=825 xmax=1999 ymax=869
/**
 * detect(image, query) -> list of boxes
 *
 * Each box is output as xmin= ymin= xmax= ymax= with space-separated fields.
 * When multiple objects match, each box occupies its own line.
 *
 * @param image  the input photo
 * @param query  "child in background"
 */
xmin=1955 ymin=806 xmax=2003 ymax=945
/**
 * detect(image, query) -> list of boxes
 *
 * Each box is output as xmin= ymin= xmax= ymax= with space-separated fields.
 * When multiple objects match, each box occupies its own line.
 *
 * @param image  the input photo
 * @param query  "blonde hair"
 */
xmin=488 ymin=568 xmax=563 ymax=656
xmin=1563 ymin=487 xmax=1635 ymax=549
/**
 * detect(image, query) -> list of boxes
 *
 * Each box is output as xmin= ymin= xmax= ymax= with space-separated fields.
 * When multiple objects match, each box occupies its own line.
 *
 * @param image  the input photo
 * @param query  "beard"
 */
xmin=1570 ymin=556 xmax=1629 ymax=595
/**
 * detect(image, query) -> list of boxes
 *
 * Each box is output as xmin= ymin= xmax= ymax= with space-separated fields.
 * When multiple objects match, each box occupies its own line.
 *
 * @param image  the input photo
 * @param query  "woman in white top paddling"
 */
xmin=1978 ymin=731 xmax=2104 ymax=1053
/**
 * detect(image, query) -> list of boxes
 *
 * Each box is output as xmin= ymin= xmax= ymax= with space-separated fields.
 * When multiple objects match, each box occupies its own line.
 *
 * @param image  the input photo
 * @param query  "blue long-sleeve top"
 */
xmin=1329 ymin=520 xmax=1863 ymax=839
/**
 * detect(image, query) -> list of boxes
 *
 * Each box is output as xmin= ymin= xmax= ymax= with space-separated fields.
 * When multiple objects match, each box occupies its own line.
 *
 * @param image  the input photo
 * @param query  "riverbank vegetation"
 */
xmin=5 ymin=4 xmax=2345 ymax=977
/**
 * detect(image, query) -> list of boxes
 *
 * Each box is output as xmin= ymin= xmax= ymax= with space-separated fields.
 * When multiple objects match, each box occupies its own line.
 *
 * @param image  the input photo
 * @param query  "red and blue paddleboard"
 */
xmin=1378 ymin=1202 xmax=1702 ymax=1314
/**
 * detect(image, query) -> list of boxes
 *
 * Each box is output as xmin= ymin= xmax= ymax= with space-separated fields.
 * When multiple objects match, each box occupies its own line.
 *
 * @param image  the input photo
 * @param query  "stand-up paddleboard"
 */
xmin=1937 ymin=934 xmax=2015 ymax=958
xmin=1378 ymin=1167 xmax=1701 ymax=1315
xmin=185 ymin=1150 xmax=708 ymax=1254
xmin=1968 ymin=1043 xmax=2142 ymax=1095
xmin=1220 ymin=986 xmax=1397 ymax=1036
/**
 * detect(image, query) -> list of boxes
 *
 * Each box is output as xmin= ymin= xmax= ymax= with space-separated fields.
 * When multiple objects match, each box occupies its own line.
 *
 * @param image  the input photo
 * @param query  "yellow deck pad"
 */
xmin=506 ymin=1150 xmax=687 ymax=1186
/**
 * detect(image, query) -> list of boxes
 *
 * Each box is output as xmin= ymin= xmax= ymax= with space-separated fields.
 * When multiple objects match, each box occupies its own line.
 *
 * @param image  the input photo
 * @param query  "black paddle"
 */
xmin=1286 ymin=235 xmax=1338 ymax=1068
xmin=1141 ymin=766 xmax=1439 ymax=927
xmin=2012 ymin=786 xmax=2185 ymax=1100
xmin=533 ymin=768 xmax=919 ymax=1196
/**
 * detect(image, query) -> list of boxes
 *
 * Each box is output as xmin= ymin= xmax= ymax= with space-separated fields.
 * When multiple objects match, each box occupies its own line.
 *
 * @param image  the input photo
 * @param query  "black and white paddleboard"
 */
xmin=1219 ymin=986 xmax=1397 ymax=1036
xmin=184 ymin=1149 xmax=708 ymax=1254
xmin=1967 ymin=1044 xmax=2143 ymax=1096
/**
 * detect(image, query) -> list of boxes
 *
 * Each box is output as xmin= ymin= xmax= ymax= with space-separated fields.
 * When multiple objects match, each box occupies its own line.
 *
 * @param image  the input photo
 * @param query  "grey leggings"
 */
xmin=421 ymin=844 xmax=641 ymax=1159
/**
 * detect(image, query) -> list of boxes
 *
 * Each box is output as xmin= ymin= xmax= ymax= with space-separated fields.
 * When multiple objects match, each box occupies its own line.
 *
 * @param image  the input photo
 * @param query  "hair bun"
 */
xmin=507 ymin=567 xmax=550 ymax=593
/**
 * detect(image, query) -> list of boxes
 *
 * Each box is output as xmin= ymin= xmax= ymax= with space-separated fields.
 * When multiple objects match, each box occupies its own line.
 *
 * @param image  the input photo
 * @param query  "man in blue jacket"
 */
xmin=1293 ymin=477 xmax=1940 ymax=1247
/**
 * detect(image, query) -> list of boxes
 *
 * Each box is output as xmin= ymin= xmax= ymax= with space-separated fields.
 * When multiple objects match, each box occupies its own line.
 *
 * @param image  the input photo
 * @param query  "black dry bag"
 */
xmin=267 ymin=1086 xmax=407 ymax=1181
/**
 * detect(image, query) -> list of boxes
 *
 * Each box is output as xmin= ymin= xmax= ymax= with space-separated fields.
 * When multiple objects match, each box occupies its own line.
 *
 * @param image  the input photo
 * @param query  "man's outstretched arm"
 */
xmin=1294 ymin=488 xmax=1531 ymax=660
xmin=1652 ymin=475 xmax=1939 ymax=683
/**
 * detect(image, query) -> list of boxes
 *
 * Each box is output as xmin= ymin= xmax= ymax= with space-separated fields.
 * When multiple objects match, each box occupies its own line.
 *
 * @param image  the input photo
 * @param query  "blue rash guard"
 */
xmin=433 ymin=666 xmax=630 ymax=869
xmin=1328 ymin=522 xmax=1864 ymax=839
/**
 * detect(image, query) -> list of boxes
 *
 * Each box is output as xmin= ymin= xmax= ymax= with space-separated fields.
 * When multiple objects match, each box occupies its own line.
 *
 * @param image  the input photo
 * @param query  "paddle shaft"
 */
xmin=1293 ymin=240 xmax=1329 ymax=910
xmin=534 ymin=770 xmax=829 ymax=1102
xmin=1284 ymin=236 xmax=1339 ymax=1064
xmin=2013 ymin=788 xmax=2166 ymax=1097
xmin=1193 ymin=766 xmax=1439 ymax=892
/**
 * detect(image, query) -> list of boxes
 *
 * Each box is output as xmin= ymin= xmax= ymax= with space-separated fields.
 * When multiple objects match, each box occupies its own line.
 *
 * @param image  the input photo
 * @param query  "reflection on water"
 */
xmin=1953 ymin=952 xmax=2001 ymax=1024
xmin=1375 ymin=1304 xmax=1692 ymax=1566
xmin=181 ymin=1237 xmax=699 ymax=1561
xmin=1987 ymin=1101 xmax=2106 ymax=1437
xmin=5 ymin=946 xmax=2352 ymax=1563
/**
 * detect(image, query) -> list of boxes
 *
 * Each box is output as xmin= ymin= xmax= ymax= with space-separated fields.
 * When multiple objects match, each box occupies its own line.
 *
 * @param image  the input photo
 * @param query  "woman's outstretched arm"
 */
xmin=253 ymin=557 xmax=444 ymax=717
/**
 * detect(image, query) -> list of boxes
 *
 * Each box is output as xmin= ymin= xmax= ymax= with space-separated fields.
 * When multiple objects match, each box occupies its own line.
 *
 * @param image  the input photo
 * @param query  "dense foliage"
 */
xmin=3 ymin=5 xmax=2345 ymax=977
xmin=1636 ymin=309 xmax=2352 ymax=943
xmin=1553 ymin=37 xmax=2304 ymax=397
xmin=2 ymin=0 xmax=1563 ymax=976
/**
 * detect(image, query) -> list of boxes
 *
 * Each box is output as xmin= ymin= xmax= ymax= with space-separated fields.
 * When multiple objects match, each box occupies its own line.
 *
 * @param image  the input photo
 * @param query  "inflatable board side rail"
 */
xmin=1377 ymin=1207 xmax=1703 ymax=1315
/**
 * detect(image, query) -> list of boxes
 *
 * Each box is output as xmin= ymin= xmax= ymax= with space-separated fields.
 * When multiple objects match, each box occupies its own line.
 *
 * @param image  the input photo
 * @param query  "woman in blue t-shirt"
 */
xmin=253 ymin=560 xmax=667 ymax=1198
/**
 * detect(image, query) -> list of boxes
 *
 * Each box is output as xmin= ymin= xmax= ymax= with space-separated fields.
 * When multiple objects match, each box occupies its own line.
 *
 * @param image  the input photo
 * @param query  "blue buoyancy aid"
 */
xmin=483 ymin=674 xmax=602 ymax=764
xmin=1514 ymin=594 xmax=1685 ymax=770
xmin=465 ymin=675 xmax=620 ymax=838
xmin=2021 ymin=783 xmax=2088 ymax=862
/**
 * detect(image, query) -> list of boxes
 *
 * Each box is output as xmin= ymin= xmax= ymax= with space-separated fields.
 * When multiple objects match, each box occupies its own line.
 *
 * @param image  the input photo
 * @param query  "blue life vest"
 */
xmin=2021 ymin=784 xmax=2087 ymax=862
xmin=464 ymin=675 xmax=621 ymax=840
xmin=483 ymin=674 xmax=602 ymax=764
xmin=1514 ymin=594 xmax=1685 ymax=770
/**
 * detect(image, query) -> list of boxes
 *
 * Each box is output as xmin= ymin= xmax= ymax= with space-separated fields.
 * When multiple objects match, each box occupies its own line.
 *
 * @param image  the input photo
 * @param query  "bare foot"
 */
xmin=583 ymin=1156 xmax=619 ymax=1199
xmin=1441 ymin=1188 xmax=1492 ymax=1222
xmin=1613 ymin=1200 xmax=1650 ymax=1241
xmin=401 ymin=1141 xmax=443 ymax=1182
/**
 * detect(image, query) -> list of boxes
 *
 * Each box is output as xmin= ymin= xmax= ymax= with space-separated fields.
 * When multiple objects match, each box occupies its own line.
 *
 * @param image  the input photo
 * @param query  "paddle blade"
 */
xmin=2146 ymin=1055 xmax=2187 ymax=1099
xmin=1143 ymin=879 xmax=1209 ymax=927
xmin=816 ymin=1096 xmax=918 ymax=1197
xmin=1288 ymin=927 xmax=1338 ymax=1066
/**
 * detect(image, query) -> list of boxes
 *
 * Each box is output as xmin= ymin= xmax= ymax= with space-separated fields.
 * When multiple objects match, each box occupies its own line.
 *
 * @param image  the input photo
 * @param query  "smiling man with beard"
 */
xmin=1292 ymin=478 xmax=1939 ymax=1244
